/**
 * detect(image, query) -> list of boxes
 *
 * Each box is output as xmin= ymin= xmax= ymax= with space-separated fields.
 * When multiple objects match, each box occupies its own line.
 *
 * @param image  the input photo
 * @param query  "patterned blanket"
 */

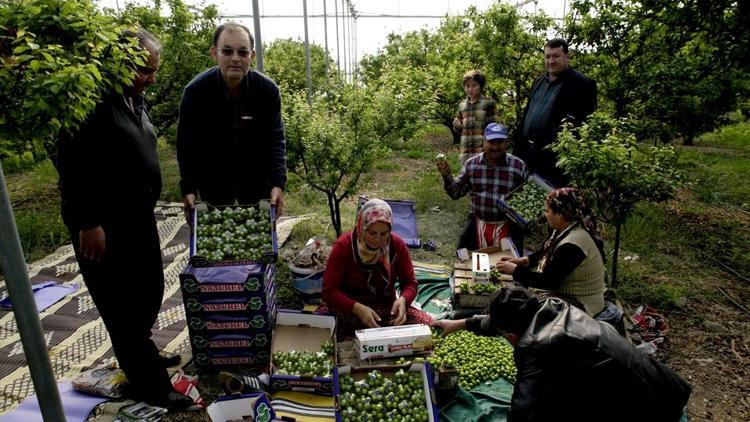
xmin=0 ymin=203 xmax=193 ymax=415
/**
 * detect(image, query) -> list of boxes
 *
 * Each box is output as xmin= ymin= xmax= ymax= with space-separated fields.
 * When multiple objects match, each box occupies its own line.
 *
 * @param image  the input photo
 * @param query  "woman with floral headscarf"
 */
xmin=496 ymin=188 xmax=606 ymax=316
xmin=321 ymin=199 xmax=432 ymax=337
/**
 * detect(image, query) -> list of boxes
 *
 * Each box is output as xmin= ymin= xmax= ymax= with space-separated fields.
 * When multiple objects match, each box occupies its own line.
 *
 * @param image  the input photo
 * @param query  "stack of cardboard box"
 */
xmin=181 ymin=263 xmax=277 ymax=368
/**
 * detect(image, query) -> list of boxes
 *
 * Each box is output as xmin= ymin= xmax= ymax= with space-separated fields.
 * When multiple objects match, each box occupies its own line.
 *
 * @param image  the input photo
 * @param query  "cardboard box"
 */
xmin=334 ymin=363 xmax=438 ymax=422
xmin=190 ymin=202 xmax=278 ymax=267
xmin=471 ymin=252 xmax=491 ymax=283
xmin=180 ymin=263 xmax=275 ymax=301
xmin=354 ymin=324 xmax=433 ymax=360
xmin=498 ymin=173 xmax=555 ymax=227
xmin=191 ymin=332 xmax=271 ymax=350
xmin=206 ymin=393 xmax=276 ymax=422
xmin=193 ymin=348 xmax=271 ymax=367
xmin=453 ymin=240 xmax=519 ymax=309
xmin=270 ymin=310 xmax=337 ymax=395
xmin=187 ymin=307 xmax=276 ymax=334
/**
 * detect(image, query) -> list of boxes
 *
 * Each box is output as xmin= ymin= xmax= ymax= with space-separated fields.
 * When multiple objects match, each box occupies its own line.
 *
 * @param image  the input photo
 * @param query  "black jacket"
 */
xmin=515 ymin=68 xmax=597 ymax=187
xmin=468 ymin=298 xmax=691 ymax=422
xmin=176 ymin=67 xmax=286 ymax=206
xmin=55 ymin=90 xmax=161 ymax=229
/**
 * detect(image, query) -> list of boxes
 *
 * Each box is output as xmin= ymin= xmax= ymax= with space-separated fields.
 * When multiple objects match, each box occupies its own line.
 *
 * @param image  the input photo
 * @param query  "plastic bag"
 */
xmin=291 ymin=238 xmax=330 ymax=271
xmin=72 ymin=363 xmax=128 ymax=398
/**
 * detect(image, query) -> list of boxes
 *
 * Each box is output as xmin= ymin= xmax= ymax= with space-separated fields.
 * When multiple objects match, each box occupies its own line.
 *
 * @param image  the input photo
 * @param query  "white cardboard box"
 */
xmin=355 ymin=324 xmax=433 ymax=360
xmin=471 ymin=252 xmax=491 ymax=283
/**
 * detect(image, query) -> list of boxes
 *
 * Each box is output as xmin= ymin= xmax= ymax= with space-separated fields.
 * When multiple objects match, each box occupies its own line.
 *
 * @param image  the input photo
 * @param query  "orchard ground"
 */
xmin=5 ymin=120 xmax=750 ymax=421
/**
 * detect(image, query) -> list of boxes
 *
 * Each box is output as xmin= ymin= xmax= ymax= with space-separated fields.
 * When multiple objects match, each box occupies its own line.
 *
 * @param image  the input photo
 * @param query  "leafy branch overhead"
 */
xmin=0 ymin=0 xmax=146 ymax=146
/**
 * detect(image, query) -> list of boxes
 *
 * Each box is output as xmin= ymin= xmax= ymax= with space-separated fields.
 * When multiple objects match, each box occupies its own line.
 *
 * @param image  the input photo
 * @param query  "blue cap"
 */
xmin=484 ymin=123 xmax=509 ymax=141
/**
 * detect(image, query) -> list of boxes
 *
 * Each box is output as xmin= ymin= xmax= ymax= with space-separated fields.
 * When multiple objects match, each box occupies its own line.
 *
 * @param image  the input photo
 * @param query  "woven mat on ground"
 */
xmin=0 ymin=203 xmax=194 ymax=416
xmin=0 ymin=204 xmax=309 ymax=416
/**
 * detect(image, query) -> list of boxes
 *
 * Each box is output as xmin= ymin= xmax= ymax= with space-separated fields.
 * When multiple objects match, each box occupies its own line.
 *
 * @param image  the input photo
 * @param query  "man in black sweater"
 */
xmin=515 ymin=38 xmax=597 ymax=187
xmin=55 ymin=29 xmax=192 ymax=409
xmin=176 ymin=23 xmax=286 ymax=219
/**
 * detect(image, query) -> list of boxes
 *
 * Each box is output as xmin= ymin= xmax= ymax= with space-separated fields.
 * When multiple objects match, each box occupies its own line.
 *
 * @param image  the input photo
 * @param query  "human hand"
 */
xmin=436 ymin=160 xmax=451 ymax=177
xmin=496 ymin=259 xmax=517 ymax=275
xmin=80 ymin=227 xmax=105 ymax=262
xmin=498 ymin=256 xmax=528 ymax=266
xmin=390 ymin=297 xmax=407 ymax=326
xmin=453 ymin=117 xmax=462 ymax=131
xmin=183 ymin=194 xmax=196 ymax=225
xmin=430 ymin=319 xmax=466 ymax=336
xmin=353 ymin=302 xmax=381 ymax=328
xmin=270 ymin=187 xmax=284 ymax=217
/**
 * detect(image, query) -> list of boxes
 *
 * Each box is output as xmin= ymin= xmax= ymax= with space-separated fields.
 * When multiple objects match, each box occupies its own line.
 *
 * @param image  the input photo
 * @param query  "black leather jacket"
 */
xmin=468 ymin=298 xmax=691 ymax=421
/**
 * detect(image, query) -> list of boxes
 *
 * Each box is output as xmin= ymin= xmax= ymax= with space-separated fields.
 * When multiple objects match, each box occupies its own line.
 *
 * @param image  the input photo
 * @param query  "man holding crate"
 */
xmin=177 ymin=23 xmax=286 ymax=219
xmin=436 ymin=123 xmax=528 ymax=252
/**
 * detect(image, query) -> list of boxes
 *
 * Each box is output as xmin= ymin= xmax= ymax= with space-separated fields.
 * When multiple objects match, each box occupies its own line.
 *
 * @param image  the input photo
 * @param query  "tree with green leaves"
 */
xmin=113 ymin=0 xmax=218 ymax=141
xmin=264 ymin=38 xmax=337 ymax=95
xmin=284 ymin=88 xmax=383 ymax=236
xmin=552 ymin=112 xmax=684 ymax=285
xmin=0 ymin=0 xmax=145 ymax=158
xmin=567 ymin=0 xmax=749 ymax=144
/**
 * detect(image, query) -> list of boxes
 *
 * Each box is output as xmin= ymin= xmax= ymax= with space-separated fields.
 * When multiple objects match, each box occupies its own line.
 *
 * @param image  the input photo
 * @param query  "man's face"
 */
xmin=544 ymin=46 xmax=569 ymax=77
xmin=483 ymin=138 xmax=508 ymax=164
xmin=211 ymin=28 xmax=254 ymax=87
xmin=131 ymin=49 xmax=159 ymax=97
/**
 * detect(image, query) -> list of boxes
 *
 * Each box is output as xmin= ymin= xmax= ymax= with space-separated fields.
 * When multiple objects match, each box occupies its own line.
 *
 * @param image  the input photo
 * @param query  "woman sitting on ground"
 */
xmin=320 ymin=199 xmax=432 ymax=337
xmin=496 ymin=187 xmax=606 ymax=316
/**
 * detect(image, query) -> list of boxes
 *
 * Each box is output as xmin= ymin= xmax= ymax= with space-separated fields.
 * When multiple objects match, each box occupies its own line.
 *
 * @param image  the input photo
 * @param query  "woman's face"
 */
xmin=544 ymin=202 xmax=567 ymax=231
xmin=363 ymin=221 xmax=390 ymax=249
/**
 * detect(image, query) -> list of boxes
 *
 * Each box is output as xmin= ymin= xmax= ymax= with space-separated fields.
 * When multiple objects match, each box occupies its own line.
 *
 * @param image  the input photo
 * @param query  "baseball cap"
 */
xmin=484 ymin=123 xmax=509 ymax=141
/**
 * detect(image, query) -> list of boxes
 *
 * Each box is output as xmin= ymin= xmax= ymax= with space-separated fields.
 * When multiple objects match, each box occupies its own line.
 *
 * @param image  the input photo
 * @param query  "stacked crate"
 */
xmin=180 ymin=203 xmax=278 ymax=368
xmin=180 ymin=262 xmax=277 ymax=368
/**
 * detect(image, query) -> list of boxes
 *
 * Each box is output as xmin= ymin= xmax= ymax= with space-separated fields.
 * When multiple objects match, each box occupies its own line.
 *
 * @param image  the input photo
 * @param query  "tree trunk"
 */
xmin=611 ymin=220 xmax=622 ymax=287
xmin=334 ymin=196 xmax=343 ymax=237
xmin=326 ymin=191 xmax=340 ymax=237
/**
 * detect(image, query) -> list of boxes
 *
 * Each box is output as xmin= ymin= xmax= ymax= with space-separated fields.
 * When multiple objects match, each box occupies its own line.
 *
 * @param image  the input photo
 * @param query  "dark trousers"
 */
xmin=68 ymin=204 xmax=171 ymax=399
xmin=457 ymin=214 xmax=524 ymax=253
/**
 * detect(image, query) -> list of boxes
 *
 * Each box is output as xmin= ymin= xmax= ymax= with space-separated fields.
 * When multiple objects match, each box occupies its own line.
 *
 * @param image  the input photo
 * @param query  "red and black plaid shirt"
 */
xmin=443 ymin=152 xmax=528 ymax=221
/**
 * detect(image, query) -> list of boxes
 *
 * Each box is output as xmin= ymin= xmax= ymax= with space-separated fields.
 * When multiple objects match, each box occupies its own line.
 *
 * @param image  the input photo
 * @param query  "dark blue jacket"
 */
xmin=176 ymin=67 xmax=286 ymax=205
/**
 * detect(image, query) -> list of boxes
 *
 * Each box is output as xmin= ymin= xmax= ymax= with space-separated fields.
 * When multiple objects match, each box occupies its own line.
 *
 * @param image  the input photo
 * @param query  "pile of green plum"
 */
xmin=196 ymin=206 xmax=273 ymax=261
xmin=506 ymin=182 xmax=549 ymax=222
xmin=339 ymin=369 xmax=429 ymax=422
xmin=490 ymin=268 xmax=503 ymax=280
xmin=428 ymin=328 xmax=516 ymax=390
xmin=272 ymin=350 xmax=333 ymax=378
xmin=457 ymin=282 xmax=497 ymax=295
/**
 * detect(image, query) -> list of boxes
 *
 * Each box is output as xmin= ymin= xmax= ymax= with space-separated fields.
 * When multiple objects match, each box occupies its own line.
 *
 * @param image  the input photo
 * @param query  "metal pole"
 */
xmin=303 ymin=0 xmax=313 ymax=103
xmin=334 ymin=0 xmax=340 ymax=72
xmin=323 ymin=0 xmax=329 ymax=77
xmin=252 ymin=0 xmax=264 ymax=72
xmin=0 ymin=164 xmax=65 ymax=422
xmin=341 ymin=0 xmax=347 ymax=82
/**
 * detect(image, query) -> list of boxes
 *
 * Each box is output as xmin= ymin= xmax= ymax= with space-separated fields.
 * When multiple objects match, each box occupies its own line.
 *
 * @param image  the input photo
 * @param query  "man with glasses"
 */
xmin=55 ymin=28 xmax=193 ymax=410
xmin=176 ymin=23 xmax=286 ymax=218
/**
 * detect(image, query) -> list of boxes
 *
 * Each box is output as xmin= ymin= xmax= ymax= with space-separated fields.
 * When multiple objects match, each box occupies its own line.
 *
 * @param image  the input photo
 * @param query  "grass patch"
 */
xmin=158 ymin=139 xmax=183 ymax=203
xmin=6 ymin=159 xmax=69 ymax=262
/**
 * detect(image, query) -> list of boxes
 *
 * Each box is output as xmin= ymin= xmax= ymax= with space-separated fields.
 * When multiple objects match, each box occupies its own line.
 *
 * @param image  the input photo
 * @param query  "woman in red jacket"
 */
xmin=320 ymin=199 xmax=432 ymax=337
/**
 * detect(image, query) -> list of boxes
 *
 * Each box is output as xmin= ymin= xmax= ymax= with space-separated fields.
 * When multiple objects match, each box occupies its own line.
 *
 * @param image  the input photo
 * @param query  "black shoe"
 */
xmin=158 ymin=351 xmax=182 ymax=368
xmin=143 ymin=390 xmax=193 ymax=410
